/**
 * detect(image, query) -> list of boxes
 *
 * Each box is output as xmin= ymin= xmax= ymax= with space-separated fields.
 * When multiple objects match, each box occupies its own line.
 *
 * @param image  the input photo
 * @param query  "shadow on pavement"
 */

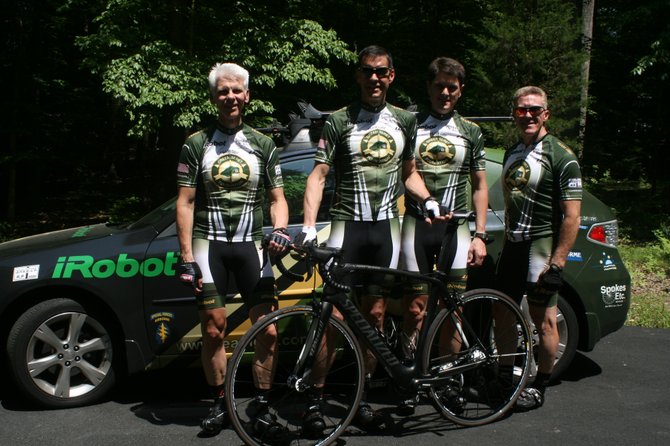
xmin=114 ymin=367 xmax=212 ymax=428
xmin=558 ymin=352 xmax=602 ymax=382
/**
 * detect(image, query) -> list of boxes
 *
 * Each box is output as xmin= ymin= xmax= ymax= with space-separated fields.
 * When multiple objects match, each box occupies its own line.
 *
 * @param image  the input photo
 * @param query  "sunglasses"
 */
xmin=513 ymin=106 xmax=546 ymax=118
xmin=358 ymin=66 xmax=391 ymax=78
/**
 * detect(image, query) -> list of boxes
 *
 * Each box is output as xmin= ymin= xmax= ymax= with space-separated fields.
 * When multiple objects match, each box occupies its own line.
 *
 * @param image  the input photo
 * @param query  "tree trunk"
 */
xmin=579 ymin=0 xmax=595 ymax=162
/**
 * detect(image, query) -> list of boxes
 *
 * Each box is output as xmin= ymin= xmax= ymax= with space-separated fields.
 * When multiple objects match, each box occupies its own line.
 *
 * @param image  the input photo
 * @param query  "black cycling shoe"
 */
xmin=396 ymin=394 xmax=419 ymax=416
xmin=514 ymin=387 xmax=545 ymax=412
xmin=248 ymin=397 xmax=288 ymax=443
xmin=302 ymin=402 xmax=326 ymax=439
xmin=353 ymin=403 xmax=385 ymax=431
xmin=200 ymin=405 xmax=229 ymax=435
xmin=252 ymin=411 xmax=288 ymax=442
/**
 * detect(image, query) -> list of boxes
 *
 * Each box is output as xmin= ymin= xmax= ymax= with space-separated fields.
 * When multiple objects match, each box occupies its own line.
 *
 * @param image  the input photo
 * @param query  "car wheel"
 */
xmin=6 ymin=298 xmax=116 ymax=408
xmin=551 ymin=294 xmax=579 ymax=379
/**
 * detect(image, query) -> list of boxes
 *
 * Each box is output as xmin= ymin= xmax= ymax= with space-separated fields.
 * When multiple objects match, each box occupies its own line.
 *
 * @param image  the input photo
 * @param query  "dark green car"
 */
xmin=0 ymin=120 xmax=630 ymax=408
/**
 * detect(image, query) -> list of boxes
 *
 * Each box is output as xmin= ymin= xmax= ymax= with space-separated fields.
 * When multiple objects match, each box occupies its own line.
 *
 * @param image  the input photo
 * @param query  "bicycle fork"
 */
xmin=287 ymin=300 xmax=334 ymax=392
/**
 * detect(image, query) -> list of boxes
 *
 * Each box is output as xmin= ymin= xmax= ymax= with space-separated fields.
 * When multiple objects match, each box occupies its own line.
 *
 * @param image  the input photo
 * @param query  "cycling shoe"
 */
xmin=396 ymin=394 xmax=419 ymax=416
xmin=353 ymin=403 xmax=385 ymax=431
xmin=252 ymin=412 xmax=288 ymax=443
xmin=302 ymin=402 xmax=326 ymax=438
xmin=200 ymin=405 xmax=228 ymax=435
xmin=515 ymin=387 xmax=544 ymax=412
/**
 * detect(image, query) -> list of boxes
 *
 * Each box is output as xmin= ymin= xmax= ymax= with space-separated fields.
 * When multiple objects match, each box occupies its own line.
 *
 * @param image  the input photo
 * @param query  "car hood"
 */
xmin=0 ymin=224 xmax=124 ymax=258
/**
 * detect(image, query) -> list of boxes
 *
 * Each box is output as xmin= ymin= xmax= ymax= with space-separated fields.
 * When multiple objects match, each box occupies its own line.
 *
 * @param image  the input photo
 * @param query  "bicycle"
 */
xmin=225 ymin=212 xmax=533 ymax=446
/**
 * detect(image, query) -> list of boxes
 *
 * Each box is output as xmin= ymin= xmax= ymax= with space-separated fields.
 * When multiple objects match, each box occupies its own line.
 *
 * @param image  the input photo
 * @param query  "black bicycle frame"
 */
xmin=313 ymin=262 xmax=468 ymax=394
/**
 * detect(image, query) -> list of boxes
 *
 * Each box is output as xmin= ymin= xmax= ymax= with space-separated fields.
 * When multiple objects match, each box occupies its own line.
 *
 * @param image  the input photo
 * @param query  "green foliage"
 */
xmin=107 ymin=196 xmax=145 ymax=225
xmin=71 ymin=0 xmax=356 ymax=139
xmin=262 ymin=172 xmax=309 ymax=226
xmin=632 ymin=25 xmax=670 ymax=80
xmin=467 ymin=0 xmax=585 ymax=149
xmin=608 ymin=179 xmax=670 ymax=329
xmin=584 ymin=0 xmax=669 ymax=185
xmin=620 ymin=239 xmax=670 ymax=329
xmin=627 ymin=293 xmax=670 ymax=329
xmin=0 ymin=221 xmax=14 ymax=243
xmin=100 ymin=41 xmax=211 ymax=137
xmin=589 ymin=178 xmax=670 ymax=243
xmin=621 ymin=231 xmax=670 ymax=279
xmin=4 ymin=0 xmax=670 ymax=225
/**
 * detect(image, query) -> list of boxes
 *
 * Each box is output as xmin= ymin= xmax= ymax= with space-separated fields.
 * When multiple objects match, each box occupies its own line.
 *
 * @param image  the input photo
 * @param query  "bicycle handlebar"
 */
xmin=266 ymin=210 xmax=476 ymax=293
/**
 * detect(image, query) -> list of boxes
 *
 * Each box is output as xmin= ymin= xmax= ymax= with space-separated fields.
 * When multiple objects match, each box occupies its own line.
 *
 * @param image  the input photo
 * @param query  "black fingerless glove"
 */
xmin=538 ymin=264 xmax=563 ymax=292
xmin=177 ymin=261 xmax=202 ymax=289
xmin=269 ymin=227 xmax=291 ymax=249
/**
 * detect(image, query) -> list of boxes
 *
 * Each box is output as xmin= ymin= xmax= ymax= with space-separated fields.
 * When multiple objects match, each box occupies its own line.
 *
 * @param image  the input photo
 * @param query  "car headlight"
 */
xmin=587 ymin=220 xmax=619 ymax=248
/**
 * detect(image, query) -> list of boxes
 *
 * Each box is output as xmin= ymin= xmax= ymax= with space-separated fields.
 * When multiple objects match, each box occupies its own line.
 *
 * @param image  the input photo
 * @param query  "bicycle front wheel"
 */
xmin=422 ymin=289 xmax=532 ymax=426
xmin=225 ymin=305 xmax=365 ymax=446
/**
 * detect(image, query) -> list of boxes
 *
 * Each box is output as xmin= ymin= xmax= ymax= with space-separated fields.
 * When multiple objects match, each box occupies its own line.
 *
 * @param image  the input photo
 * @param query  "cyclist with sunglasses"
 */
xmin=496 ymin=86 xmax=582 ymax=411
xmin=296 ymin=45 xmax=443 ymax=432
xmin=397 ymin=57 xmax=489 ymax=415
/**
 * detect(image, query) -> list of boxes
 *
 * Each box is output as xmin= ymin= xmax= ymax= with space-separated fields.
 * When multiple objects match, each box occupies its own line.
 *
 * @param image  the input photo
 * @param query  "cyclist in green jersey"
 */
xmin=176 ymin=63 xmax=291 ymax=436
xmin=398 ymin=57 xmax=488 ymax=415
xmin=296 ymin=45 xmax=444 ymax=431
xmin=496 ymin=86 xmax=582 ymax=411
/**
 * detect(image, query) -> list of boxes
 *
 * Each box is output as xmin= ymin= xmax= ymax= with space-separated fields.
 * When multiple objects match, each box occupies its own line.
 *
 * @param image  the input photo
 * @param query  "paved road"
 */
xmin=1 ymin=326 xmax=669 ymax=445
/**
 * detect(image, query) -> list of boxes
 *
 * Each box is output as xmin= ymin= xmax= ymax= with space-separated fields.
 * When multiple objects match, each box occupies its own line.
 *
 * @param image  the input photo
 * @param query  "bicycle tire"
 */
xmin=421 ymin=288 xmax=532 ymax=426
xmin=225 ymin=305 xmax=365 ymax=446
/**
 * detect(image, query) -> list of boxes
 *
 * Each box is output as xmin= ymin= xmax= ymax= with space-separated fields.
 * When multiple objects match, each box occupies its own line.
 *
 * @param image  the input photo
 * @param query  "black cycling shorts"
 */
xmin=326 ymin=219 xmax=400 ymax=298
xmin=495 ymin=236 xmax=558 ymax=307
xmin=193 ymin=238 xmax=276 ymax=310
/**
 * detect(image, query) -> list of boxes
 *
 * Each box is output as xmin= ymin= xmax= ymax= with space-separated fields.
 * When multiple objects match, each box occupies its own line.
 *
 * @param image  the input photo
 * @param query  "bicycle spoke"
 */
xmin=226 ymin=306 xmax=364 ymax=446
xmin=422 ymin=289 xmax=532 ymax=426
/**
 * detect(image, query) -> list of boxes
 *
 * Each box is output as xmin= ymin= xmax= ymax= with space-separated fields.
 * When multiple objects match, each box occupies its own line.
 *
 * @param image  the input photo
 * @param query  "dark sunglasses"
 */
xmin=513 ymin=106 xmax=546 ymax=118
xmin=358 ymin=66 xmax=391 ymax=78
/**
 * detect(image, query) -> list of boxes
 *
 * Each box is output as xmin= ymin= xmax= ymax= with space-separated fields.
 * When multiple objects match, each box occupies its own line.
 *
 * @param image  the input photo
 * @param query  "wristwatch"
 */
xmin=473 ymin=232 xmax=489 ymax=242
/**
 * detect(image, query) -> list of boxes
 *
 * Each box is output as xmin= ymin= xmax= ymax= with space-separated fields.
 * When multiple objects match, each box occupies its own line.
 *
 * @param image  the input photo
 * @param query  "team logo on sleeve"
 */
xmin=419 ymin=136 xmax=456 ymax=166
xmin=360 ymin=129 xmax=396 ymax=165
xmin=212 ymin=154 xmax=250 ymax=189
xmin=504 ymin=160 xmax=531 ymax=191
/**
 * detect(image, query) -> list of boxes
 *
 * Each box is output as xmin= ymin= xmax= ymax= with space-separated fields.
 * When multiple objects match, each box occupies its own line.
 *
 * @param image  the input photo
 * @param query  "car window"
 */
xmin=485 ymin=159 xmax=505 ymax=211
xmin=264 ymin=157 xmax=334 ymax=226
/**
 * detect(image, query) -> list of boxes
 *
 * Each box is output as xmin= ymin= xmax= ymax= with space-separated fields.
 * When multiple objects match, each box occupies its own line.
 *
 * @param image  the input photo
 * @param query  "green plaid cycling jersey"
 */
xmin=502 ymin=134 xmax=582 ymax=241
xmin=316 ymin=102 xmax=416 ymax=221
xmin=405 ymin=111 xmax=485 ymax=218
xmin=177 ymin=123 xmax=283 ymax=242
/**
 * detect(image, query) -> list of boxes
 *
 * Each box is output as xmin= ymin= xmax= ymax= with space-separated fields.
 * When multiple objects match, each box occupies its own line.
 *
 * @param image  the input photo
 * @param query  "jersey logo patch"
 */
xmin=504 ymin=160 xmax=531 ymax=191
xmin=360 ymin=129 xmax=396 ymax=165
xmin=419 ymin=136 xmax=456 ymax=166
xmin=212 ymin=154 xmax=250 ymax=189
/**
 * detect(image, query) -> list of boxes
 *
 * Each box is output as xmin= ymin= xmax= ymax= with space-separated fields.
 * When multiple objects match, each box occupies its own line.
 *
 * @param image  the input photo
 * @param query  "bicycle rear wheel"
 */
xmin=422 ymin=288 xmax=532 ymax=426
xmin=225 ymin=305 xmax=364 ymax=446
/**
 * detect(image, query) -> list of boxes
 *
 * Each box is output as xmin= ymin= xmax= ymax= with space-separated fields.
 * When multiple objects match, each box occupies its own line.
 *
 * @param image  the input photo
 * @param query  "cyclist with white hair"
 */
xmin=176 ymin=62 xmax=290 ymax=436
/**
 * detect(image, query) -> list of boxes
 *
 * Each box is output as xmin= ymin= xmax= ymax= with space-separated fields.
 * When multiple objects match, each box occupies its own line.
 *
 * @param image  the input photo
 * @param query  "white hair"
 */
xmin=208 ymin=63 xmax=249 ymax=95
xmin=513 ymin=86 xmax=548 ymax=108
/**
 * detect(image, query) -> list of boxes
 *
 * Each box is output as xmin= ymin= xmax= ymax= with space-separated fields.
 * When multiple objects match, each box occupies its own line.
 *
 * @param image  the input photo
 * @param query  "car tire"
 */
xmin=552 ymin=294 xmax=579 ymax=380
xmin=6 ymin=298 xmax=116 ymax=408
